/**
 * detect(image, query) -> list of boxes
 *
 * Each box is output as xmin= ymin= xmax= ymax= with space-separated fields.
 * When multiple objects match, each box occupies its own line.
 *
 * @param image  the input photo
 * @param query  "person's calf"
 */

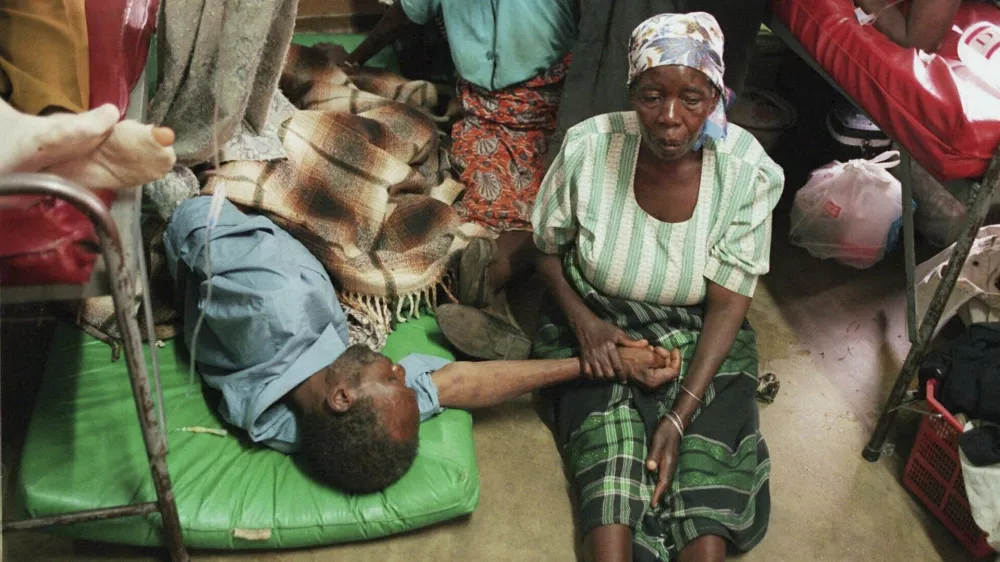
xmin=458 ymin=231 xmax=536 ymax=309
xmin=488 ymin=229 xmax=535 ymax=289
xmin=505 ymin=270 xmax=544 ymax=340
xmin=678 ymin=534 xmax=726 ymax=562
xmin=457 ymin=237 xmax=496 ymax=308
xmin=584 ymin=524 xmax=632 ymax=562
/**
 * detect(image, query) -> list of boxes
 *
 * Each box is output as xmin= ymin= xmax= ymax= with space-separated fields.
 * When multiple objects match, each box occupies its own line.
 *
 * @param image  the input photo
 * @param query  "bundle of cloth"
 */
xmin=918 ymin=321 xmax=1000 ymax=551
xmin=919 ymin=322 xmax=1000 ymax=466
xmin=73 ymin=1 xmax=483 ymax=351
xmin=203 ymin=45 xmax=485 ymax=332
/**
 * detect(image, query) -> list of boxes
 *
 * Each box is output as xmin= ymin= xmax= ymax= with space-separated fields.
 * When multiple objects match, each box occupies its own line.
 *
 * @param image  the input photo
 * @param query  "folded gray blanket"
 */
xmin=149 ymin=0 xmax=298 ymax=166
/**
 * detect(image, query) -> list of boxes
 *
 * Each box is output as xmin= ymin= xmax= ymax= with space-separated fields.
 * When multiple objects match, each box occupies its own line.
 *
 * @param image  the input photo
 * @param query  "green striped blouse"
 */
xmin=532 ymin=112 xmax=784 ymax=305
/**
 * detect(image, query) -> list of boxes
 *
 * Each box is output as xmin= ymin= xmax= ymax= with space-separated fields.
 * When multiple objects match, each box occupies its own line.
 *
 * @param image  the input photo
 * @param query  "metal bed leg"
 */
xmin=99 ymin=203 xmax=188 ymax=562
xmin=0 ymin=175 xmax=189 ymax=561
xmin=863 ymin=149 xmax=1000 ymax=462
xmin=900 ymin=150 xmax=918 ymax=344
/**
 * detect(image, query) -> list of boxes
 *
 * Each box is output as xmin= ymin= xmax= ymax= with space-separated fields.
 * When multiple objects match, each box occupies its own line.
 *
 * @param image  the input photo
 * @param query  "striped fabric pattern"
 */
xmin=531 ymin=112 xmax=784 ymax=305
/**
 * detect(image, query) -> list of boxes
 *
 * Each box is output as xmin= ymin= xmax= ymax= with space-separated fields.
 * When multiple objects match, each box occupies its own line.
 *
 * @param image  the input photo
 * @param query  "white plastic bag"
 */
xmin=789 ymin=151 xmax=903 ymax=268
xmin=959 ymin=421 xmax=1000 ymax=551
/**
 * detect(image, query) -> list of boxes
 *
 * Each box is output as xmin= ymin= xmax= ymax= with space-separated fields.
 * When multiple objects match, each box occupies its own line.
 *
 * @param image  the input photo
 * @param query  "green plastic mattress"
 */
xmin=17 ymin=315 xmax=479 ymax=549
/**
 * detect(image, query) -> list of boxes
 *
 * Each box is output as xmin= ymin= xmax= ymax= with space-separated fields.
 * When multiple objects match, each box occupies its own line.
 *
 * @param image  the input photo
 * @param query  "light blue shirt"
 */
xmin=165 ymin=197 xmax=446 ymax=453
xmin=400 ymin=0 xmax=576 ymax=91
xmin=400 ymin=353 xmax=451 ymax=421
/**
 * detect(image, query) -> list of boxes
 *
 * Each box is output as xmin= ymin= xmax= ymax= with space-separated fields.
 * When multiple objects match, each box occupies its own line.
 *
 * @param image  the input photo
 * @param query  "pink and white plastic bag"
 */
xmin=789 ymin=151 xmax=903 ymax=268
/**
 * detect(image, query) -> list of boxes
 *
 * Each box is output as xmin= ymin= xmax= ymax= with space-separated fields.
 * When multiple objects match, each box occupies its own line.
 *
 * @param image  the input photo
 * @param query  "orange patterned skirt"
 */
xmin=451 ymin=55 xmax=570 ymax=233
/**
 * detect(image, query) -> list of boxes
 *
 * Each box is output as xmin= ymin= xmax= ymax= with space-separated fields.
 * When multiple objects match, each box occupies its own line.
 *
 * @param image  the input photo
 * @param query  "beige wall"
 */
xmin=296 ymin=0 xmax=385 ymax=33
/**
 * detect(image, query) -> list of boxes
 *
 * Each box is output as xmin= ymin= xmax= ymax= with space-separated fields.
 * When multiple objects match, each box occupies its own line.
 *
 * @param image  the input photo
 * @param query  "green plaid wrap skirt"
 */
xmin=534 ymin=255 xmax=771 ymax=561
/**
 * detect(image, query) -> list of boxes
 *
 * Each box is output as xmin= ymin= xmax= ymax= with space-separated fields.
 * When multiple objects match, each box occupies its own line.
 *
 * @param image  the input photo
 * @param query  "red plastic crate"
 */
xmin=903 ymin=380 xmax=995 ymax=559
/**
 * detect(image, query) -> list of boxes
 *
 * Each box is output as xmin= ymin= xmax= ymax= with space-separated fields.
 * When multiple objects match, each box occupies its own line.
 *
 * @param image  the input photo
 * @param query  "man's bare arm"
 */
xmin=344 ymin=1 xmax=414 ymax=67
xmin=433 ymin=348 xmax=681 ymax=411
xmin=906 ymin=0 xmax=961 ymax=52
xmin=434 ymin=358 xmax=579 ymax=410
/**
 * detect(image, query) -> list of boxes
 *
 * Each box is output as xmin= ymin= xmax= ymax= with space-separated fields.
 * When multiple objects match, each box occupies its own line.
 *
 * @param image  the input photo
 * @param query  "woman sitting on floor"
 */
xmin=530 ymin=13 xmax=782 ymax=562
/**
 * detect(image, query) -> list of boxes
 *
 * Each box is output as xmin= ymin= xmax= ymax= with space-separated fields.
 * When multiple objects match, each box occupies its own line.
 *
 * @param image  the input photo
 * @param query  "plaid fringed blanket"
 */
xmin=204 ymin=44 xmax=485 ymax=331
xmin=73 ymin=44 xmax=484 ymax=351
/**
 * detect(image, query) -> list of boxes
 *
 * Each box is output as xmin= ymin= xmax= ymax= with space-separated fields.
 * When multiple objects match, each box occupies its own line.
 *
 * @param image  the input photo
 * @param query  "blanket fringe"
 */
xmin=339 ymin=282 xmax=444 ymax=335
xmin=439 ymin=270 xmax=457 ymax=305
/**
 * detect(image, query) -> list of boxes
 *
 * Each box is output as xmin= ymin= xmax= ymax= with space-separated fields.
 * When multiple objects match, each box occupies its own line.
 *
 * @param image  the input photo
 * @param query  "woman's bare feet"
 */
xmin=0 ymin=101 xmax=119 ymax=174
xmin=44 ymin=120 xmax=177 ymax=189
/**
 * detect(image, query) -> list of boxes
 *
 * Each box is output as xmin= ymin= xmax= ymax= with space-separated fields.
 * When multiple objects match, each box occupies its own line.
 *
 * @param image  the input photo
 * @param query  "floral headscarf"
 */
xmin=627 ymin=12 xmax=732 ymax=149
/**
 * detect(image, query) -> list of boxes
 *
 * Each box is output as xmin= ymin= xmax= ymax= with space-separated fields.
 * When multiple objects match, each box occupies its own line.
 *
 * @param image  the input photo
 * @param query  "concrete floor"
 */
xmin=1 ymin=212 xmax=987 ymax=562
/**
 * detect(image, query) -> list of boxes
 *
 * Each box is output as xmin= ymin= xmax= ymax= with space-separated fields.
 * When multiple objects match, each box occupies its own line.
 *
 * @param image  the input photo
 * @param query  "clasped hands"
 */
xmin=573 ymin=316 xmax=681 ymax=390
xmin=573 ymin=316 xmax=688 ymax=508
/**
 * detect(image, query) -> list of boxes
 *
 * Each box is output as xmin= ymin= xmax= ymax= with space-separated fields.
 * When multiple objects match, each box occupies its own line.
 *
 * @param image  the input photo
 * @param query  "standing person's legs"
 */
xmin=458 ymin=230 xmax=536 ymax=307
xmin=681 ymin=0 xmax=767 ymax=95
xmin=450 ymin=58 xmax=570 ymax=305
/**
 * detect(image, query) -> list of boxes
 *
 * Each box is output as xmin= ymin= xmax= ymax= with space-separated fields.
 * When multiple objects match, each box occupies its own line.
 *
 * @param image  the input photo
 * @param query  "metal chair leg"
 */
xmin=900 ymin=149 xmax=918 ymax=344
xmin=0 ymin=175 xmax=189 ymax=561
xmin=863 ymin=149 xmax=1000 ymax=462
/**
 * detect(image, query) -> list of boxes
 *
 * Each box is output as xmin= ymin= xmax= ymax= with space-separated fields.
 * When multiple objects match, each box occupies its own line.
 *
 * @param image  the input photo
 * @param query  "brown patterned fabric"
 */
xmin=204 ymin=49 xmax=485 ymax=331
xmin=74 ymin=47 xmax=481 ymax=349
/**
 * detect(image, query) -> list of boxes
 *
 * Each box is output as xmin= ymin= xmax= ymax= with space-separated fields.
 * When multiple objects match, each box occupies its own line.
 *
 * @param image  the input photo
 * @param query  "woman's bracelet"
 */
xmin=666 ymin=411 xmax=685 ymax=436
xmin=680 ymin=385 xmax=704 ymax=405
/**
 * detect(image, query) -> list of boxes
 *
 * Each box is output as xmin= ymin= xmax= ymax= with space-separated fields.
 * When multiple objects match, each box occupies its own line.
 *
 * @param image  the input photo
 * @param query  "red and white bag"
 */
xmin=789 ymin=151 xmax=903 ymax=269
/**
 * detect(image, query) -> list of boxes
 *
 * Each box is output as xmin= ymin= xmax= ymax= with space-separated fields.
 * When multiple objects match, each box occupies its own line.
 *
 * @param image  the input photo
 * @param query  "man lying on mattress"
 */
xmin=165 ymin=196 xmax=682 ymax=494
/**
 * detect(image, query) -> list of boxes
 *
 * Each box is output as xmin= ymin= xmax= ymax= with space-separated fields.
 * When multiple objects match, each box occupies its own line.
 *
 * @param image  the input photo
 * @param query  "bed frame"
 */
xmin=768 ymin=15 xmax=1000 ymax=462
xmin=0 ymin=73 xmax=190 ymax=561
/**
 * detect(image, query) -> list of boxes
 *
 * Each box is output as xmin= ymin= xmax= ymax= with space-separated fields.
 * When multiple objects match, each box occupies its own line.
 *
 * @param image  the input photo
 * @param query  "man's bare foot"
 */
xmin=0 ymin=101 xmax=119 ymax=174
xmin=44 ymin=120 xmax=177 ymax=189
xmin=619 ymin=347 xmax=682 ymax=390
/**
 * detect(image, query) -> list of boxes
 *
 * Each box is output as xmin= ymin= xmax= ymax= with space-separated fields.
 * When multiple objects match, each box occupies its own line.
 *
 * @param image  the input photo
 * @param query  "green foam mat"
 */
xmin=17 ymin=315 xmax=478 ymax=549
